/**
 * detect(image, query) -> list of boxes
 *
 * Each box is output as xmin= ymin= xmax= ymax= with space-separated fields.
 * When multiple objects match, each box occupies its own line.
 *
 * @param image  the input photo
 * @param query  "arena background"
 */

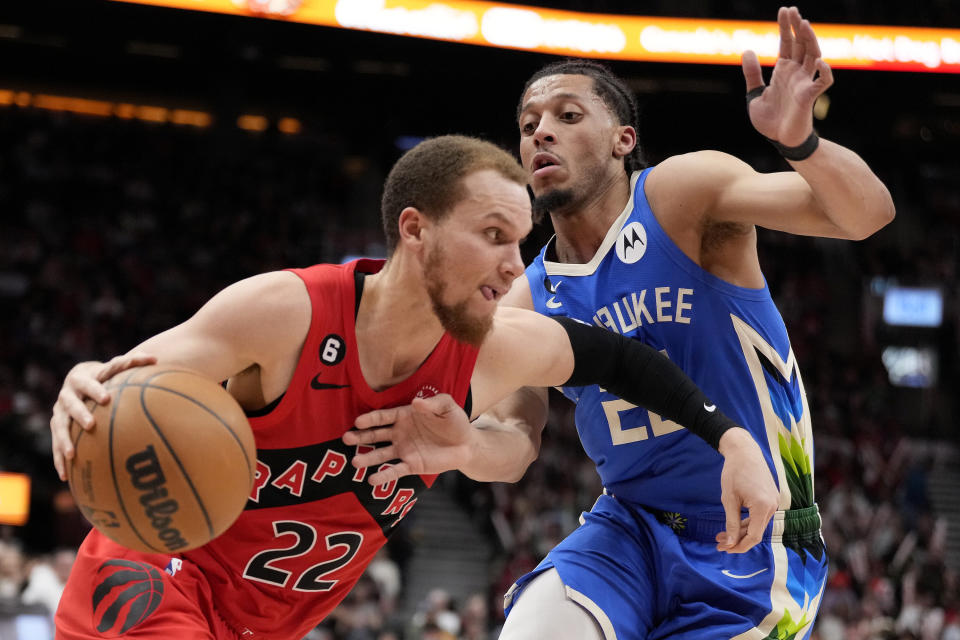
xmin=0 ymin=0 xmax=958 ymax=638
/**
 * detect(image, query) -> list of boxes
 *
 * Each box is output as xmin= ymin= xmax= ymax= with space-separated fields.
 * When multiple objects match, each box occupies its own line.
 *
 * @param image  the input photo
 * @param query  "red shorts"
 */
xmin=55 ymin=532 xmax=239 ymax=640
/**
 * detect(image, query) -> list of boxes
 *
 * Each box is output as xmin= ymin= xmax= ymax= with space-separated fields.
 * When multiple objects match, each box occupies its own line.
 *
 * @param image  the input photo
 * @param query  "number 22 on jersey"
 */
xmin=599 ymin=349 xmax=683 ymax=446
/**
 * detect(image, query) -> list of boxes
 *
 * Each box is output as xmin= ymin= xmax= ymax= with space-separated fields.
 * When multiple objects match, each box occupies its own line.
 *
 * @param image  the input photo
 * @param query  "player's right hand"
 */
xmin=716 ymin=426 xmax=780 ymax=553
xmin=344 ymin=393 xmax=474 ymax=486
xmin=50 ymin=353 xmax=157 ymax=481
xmin=742 ymin=6 xmax=833 ymax=147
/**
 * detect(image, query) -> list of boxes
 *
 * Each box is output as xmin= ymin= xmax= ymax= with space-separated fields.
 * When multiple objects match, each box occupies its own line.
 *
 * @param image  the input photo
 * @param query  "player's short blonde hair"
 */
xmin=380 ymin=135 xmax=527 ymax=253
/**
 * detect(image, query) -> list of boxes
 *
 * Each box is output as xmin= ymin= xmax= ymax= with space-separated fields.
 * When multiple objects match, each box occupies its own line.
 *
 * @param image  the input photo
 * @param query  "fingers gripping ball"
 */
xmin=67 ymin=366 xmax=257 ymax=553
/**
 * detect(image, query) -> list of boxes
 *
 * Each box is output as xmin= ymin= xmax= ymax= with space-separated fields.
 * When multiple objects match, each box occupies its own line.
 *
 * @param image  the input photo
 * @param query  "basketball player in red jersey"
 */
xmin=49 ymin=135 xmax=773 ymax=639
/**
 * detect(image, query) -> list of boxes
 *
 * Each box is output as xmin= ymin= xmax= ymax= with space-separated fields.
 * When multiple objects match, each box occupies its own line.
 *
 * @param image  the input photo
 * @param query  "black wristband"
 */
xmin=555 ymin=317 xmax=738 ymax=450
xmin=746 ymin=87 xmax=820 ymax=161
xmin=766 ymin=131 xmax=820 ymax=161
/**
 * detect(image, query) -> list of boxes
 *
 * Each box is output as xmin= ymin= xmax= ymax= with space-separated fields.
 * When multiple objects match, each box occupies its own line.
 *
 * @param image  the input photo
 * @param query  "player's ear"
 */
xmin=398 ymin=206 xmax=428 ymax=253
xmin=613 ymin=125 xmax=637 ymax=160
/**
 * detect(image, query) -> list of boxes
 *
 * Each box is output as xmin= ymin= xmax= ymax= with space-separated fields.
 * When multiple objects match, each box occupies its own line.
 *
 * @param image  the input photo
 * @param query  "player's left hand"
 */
xmin=742 ymin=6 xmax=833 ymax=147
xmin=344 ymin=394 xmax=473 ymax=486
xmin=716 ymin=427 xmax=780 ymax=553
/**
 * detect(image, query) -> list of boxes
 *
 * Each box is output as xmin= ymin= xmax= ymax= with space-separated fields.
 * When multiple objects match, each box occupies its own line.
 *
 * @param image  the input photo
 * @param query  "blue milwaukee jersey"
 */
xmin=527 ymin=168 xmax=815 ymax=516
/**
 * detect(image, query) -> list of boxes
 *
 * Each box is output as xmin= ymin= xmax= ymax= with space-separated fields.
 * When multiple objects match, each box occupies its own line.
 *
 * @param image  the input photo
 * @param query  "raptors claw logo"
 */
xmin=92 ymin=559 xmax=165 ymax=636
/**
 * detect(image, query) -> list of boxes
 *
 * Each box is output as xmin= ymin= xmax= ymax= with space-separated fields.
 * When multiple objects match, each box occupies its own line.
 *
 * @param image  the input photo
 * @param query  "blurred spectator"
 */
xmin=0 ymin=542 xmax=25 ymax=602
xmin=368 ymin=548 xmax=402 ymax=613
xmin=458 ymin=593 xmax=490 ymax=640
xmin=408 ymin=589 xmax=461 ymax=639
xmin=20 ymin=548 xmax=75 ymax=617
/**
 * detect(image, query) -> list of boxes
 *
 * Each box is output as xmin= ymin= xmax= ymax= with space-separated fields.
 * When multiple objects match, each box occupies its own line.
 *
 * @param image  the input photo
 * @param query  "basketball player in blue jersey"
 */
xmin=347 ymin=6 xmax=895 ymax=640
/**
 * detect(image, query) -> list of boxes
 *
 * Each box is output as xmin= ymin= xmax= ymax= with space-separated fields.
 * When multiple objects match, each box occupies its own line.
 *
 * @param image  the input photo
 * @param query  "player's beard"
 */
xmin=424 ymin=243 xmax=493 ymax=347
xmin=531 ymin=164 xmax=604 ymax=220
xmin=531 ymin=188 xmax=574 ymax=220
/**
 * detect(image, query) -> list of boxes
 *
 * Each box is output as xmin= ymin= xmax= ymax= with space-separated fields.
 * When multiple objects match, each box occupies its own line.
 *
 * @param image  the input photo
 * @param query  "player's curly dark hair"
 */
xmin=517 ymin=59 xmax=646 ymax=176
xmin=381 ymin=135 xmax=526 ymax=254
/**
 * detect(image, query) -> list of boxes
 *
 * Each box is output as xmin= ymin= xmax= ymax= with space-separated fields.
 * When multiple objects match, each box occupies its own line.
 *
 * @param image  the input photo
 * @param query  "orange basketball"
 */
xmin=68 ymin=365 xmax=256 ymax=553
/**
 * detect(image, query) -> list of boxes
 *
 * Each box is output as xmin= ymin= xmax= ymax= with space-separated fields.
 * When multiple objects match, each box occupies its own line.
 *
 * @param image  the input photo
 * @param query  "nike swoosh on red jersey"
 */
xmin=310 ymin=374 xmax=349 ymax=390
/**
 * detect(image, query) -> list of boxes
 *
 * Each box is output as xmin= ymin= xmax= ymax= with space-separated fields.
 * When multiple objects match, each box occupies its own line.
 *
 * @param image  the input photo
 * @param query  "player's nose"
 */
xmin=500 ymin=243 xmax=524 ymax=282
xmin=533 ymin=116 xmax=556 ymax=146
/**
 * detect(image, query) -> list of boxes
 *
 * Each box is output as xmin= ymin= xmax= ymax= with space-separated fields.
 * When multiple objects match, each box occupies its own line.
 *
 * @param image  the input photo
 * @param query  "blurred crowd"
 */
xmin=0 ymin=94 xmax=958 ymax=639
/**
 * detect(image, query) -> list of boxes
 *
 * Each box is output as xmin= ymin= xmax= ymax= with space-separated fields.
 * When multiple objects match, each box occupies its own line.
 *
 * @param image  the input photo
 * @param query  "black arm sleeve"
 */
xmin=555 ymin=316 xmax=738 ymax=450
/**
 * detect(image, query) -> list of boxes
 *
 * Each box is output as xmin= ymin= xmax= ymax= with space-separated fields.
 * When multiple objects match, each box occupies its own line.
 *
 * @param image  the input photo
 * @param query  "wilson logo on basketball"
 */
xmin=126 ymin=445 xmax=189 ymax=551
xmin=92 ymin=559 xmax=164 ymax=636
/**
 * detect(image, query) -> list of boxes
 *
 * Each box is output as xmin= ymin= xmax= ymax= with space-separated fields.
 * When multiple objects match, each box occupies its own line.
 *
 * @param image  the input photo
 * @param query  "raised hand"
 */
xmin=743 ymin=6 xmax=834 ymax=147
xmin=50 ymin=352 xmax=157 ymax=481
xmin=343 ymin=394 xmax=474 ymax=486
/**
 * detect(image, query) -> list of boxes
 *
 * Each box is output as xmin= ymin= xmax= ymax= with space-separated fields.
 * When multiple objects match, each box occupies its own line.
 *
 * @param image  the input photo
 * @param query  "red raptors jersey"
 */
xmin=186 ymin=259 xmax=478 ymax=638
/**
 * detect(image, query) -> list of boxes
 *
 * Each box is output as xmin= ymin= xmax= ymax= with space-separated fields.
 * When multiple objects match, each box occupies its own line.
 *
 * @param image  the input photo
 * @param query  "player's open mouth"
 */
xmin=532 ymin=153 xmax=560 ymax=177
xmin=481 ymin=285 xmax=499 ymax=301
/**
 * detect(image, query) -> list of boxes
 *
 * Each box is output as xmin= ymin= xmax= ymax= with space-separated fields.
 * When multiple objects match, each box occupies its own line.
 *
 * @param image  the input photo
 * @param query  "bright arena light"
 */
xmin=109 ymin=0 xmax=960 ymax=73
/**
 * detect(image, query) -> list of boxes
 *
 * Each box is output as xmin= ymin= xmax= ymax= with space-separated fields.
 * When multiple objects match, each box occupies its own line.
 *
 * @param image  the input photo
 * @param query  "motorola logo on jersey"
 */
xmin=319 ymin=334 xmax=346 ymax=365
xmin=616 ymin=222 xmax=647 ymax=264
xmin=92 ymin=559 xmax=164 ymax=636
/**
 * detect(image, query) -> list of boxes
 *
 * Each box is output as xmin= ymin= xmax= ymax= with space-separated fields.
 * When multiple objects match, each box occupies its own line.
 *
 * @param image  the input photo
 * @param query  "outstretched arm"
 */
xmin=345 ymin=275 xmax=548 ymax=483
xmin=649 ymin=6 xmax=894 ymax=241
xmin=344 ymin=386 xmax=547 ymax=484
xmin=49 ymin=271 xmax=310 ymax=480
xmin=742 ymin=6 xmax=894 ymax=239
xmin=355 ymin=306 xmax=779 ymax=552
xmin=483 ymin=310 xmax=779 ymax=553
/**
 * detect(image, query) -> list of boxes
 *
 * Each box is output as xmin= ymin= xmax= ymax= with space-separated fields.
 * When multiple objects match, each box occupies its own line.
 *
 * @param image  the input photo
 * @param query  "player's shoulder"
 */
xmin=229 ymin=270 xmax=310 ymax=306
xmin=212 ymin=271 xmax=312 ymax=336
xmin=649 ymin=150 xmax=749 ymax=184
xmin=646 ymin=151 xmax=754 ymax=219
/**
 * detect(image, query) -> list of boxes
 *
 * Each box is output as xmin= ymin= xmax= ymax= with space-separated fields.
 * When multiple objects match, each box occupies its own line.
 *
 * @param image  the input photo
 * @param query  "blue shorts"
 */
xmin=504 ymin=494 xmax=827 ymax=640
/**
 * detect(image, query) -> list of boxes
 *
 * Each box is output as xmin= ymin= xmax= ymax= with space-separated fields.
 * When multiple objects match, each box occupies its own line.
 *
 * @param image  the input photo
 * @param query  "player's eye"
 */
xmin=520 ymin=120 xmax=538 ymax=135
xmin=559 ymin=111 xmax=582 ymax=122
xmin=485 ymin=228 xmax=503 ymax=242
